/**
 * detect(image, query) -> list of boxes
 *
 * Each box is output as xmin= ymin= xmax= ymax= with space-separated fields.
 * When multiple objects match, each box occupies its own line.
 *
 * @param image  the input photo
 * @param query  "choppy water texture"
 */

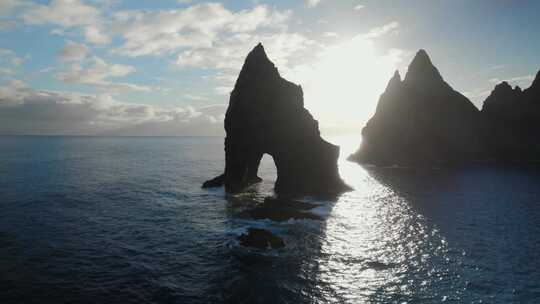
xmin=1 ymin=136 xmax=540 ymax=303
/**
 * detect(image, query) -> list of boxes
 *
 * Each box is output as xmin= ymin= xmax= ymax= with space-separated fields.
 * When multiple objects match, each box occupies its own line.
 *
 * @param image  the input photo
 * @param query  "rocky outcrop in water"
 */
xmin=481 ymin=71 xmax=540 ymax=160
xmin=350 ymin=50 xmax=485 ymax=165
xmin=203 ymin=44 xmax=349 ymax=194
xmin=238 ymin=228 xmax=285 ymax=250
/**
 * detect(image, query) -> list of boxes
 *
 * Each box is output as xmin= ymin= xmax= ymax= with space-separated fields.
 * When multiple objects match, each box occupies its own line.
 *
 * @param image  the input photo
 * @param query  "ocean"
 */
xmin=1 ymin=136 xmax=539 ymax=303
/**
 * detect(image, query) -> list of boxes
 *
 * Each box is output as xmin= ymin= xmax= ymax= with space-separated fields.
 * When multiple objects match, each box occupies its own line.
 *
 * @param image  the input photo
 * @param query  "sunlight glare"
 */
xmin=286 ymin=36 xmax=402 ymax=138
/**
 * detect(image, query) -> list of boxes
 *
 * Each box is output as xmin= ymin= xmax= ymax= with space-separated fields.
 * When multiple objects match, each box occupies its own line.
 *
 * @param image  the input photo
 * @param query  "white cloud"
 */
xmin=323 ymin=32 xmax=339 ymax=38
xmin=22 ymin=0 xmax=101 ymax=27
xmin=0 ymin=81 xmax=225 ymax=135
xmin=83 ymin=25 xmax=110 ymax=44
xmin=0 ymin=0 xmax=24 ymax=29
xmin=0 ymin=67 xmax=15 ymax=76
xmin=363 ymin=21 xmax=399 ymax=39
xmin=354 ymin=4 xmax=365 ymax=10
xmin=57 ymin=41 xmax=89 ymax=61
xmin=176 ymin=32 xmax=313 ymax=70
xmin=0 ymin=0 xmax=24 ymax=16
xmin=22 ymin=0 xmax=110 ymax=45
xmin=56 ymin=57 xmax=151 ymax=92
xmin=306 ymin=0 xmax=321 ymax=8
xmin=489 ymin=74 xmax=534 ymax=85
xmin=463 ymin=88 xmax=492 ymax=108
xmin=111 ymin=3 xmax=291 ymax=57
xmin=0 ymin=48 xmax=23 ymax=66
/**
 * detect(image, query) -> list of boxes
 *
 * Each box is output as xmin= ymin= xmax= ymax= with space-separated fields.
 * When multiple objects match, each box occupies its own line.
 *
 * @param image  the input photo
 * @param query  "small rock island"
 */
xmin=203 ymin=43 xmax=349 ymax=194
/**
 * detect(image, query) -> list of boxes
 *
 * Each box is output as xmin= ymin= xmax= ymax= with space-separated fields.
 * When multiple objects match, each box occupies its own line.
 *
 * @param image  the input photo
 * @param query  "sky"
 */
xmin=1 ymin=0 xmax=539 ymax=136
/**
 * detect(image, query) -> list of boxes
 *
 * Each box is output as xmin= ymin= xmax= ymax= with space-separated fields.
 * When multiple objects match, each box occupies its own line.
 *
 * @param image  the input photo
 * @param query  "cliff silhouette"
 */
xmin=350 ymin=50 xmax=540 ymax=165
xmin=203 ymin=44 xmax=349 ymax=194
xmin=482 ymin=72 xmax=540 ymax=160
xmin=350 ymin=50 xmax=484 ymax=165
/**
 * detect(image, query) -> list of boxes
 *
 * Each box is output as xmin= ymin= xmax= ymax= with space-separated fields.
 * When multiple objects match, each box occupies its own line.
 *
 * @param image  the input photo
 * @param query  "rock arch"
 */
xmin=203 ymin=44 xmax=349 ymax=195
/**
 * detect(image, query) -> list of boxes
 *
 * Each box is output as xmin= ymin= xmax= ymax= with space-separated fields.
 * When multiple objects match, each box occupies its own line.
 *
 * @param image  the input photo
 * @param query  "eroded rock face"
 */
xmin=203 ymin=44 xmax=349 ymax=194
xmin=350 ymin=50 xmax=485 ymax=165
xmin=481 ymin=71 xmax=540 ymax=160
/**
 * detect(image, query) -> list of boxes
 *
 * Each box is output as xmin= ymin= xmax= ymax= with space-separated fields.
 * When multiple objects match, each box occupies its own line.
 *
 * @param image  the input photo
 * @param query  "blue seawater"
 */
xmin=0 ymin=136 xmax=539 ymax=303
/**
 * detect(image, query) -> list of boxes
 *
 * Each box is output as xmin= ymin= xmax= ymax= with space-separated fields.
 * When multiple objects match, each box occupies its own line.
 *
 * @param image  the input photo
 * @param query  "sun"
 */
xmin=286 ymin=36 xmax=402 ymax=139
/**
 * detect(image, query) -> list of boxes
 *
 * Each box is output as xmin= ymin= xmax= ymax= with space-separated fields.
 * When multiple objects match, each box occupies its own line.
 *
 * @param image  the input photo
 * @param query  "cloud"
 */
xmin=353 ymin=5 xmax=365 ymax=10
xmin=22 ymin=0 xmax=100 ymax=27
xmin=176 ymin=32 xmax=313 ymax=70
xmin=463 ymin=88 xmax=492 ymax=107
xmin=0 ymin=80 xmax=225 ymax=135
xmin=22 ymin=0 xmax=109 ymax=44
xmin=363 ymin=21 xmax=399 ymax=39
xmin=323 ymin=32 xmax=339 ymax=38
xmin=111 ymin=3 xmax=291 ymax=57
xmin=0 ymin=67 xmax=15 ymax=76
xmin=0 ymin=0 xmax=23 ymax=15
xmin=19 ymin=1 xmax=308 ymax=94
xmin=83 ymin=25 xmax=110 ymax=44
xmin=489 ymin=74 xmax=535 ymax=85
xmin=56 ymin=57 xmax=151 ymax=92
xmin=306 ymin=0 xmax=321 ymax=8
xmin=0 ymin=48 xmax=24 ymax=66
xmin=0 ymin=0 xmax=25 ymax=27
xmin=57 ymin=41 xmax=89 ymax=61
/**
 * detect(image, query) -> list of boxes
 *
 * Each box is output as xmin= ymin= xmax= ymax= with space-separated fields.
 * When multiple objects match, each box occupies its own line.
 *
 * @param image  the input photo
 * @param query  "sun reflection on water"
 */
xmin=251 ymin=135 xmax=463 ymax=302
xmin=309 ymin=135 xmax=460 ymax=302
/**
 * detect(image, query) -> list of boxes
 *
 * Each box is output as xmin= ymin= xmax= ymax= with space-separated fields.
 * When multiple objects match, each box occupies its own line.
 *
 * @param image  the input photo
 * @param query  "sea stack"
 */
xmin=350 ymin=50 xmax=484 ymax=165
xmin=203 ymin=43 xmax=349 ymax=194
xmin=481 ymin=71 xmax=540 ymax=160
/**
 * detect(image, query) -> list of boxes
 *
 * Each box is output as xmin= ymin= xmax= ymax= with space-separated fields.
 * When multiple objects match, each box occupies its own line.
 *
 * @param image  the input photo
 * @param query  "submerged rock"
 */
xmin=350 ymin=49 xmax=484 ymax=165
xmin=203 ymin=43 xmax=349 ymax=194
xmin=238 ymin=197 xmax=322 ymax=222
xmin=238 ymin=228 xmax=285 ymax=250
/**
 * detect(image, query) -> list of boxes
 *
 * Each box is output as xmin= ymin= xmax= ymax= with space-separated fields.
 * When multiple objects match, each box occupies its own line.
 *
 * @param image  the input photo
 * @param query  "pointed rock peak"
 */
xmin=514 ymin=85 xmax=522 ymax=93
xmin=495 ymin=81 xmax=512 ymax=90
xmin=404 ymin=49 xmax=444 ymax=85
xmin=385 ymin=70 xmax=402 ymax=90
xmin=236 ymin=43 xmax=278 ymax=85
xmin=245 ymin=43 xmax=270 ymax=65
xmin=392 ymin=70 xmax=401 ymax=81
xmin=410 ymin=49 xmax=432 ymax=67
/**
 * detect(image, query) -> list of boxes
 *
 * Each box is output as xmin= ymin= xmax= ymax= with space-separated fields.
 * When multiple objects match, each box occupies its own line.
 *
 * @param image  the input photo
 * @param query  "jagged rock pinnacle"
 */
xmin=411 ymin=49 xmax=432 ymax=66
xmin=243 ymin=43 xmax=272 ymax=68
xmin=392 ymin=70 xmax=401 ymax=81
xmin=386 ymin=70 xmax=402 ymax=90
xmin=352 ymin=48 xmax=483 ymax=165
xmin=404 ymin=49 xmax=445 ymax=85
xmin=496 ymin=81 xmax=513 ymax=91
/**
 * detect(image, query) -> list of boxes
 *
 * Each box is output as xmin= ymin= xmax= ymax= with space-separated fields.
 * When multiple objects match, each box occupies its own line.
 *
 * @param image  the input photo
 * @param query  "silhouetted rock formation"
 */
xmin=238 ymin=198 xmax=322 ymax=222
xmin=203 ymin=44 xmax=349 ymax=194
xmin=350 ymin=50 xmax=484 ymax=165
xmin=481 ymin=71 xmax=540 ymax=160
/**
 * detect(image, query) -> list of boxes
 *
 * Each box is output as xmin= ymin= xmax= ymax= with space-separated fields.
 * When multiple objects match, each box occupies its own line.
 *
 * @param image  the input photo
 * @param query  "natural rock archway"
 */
xmin=203 ymin=44 xmax=349 ymax=195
